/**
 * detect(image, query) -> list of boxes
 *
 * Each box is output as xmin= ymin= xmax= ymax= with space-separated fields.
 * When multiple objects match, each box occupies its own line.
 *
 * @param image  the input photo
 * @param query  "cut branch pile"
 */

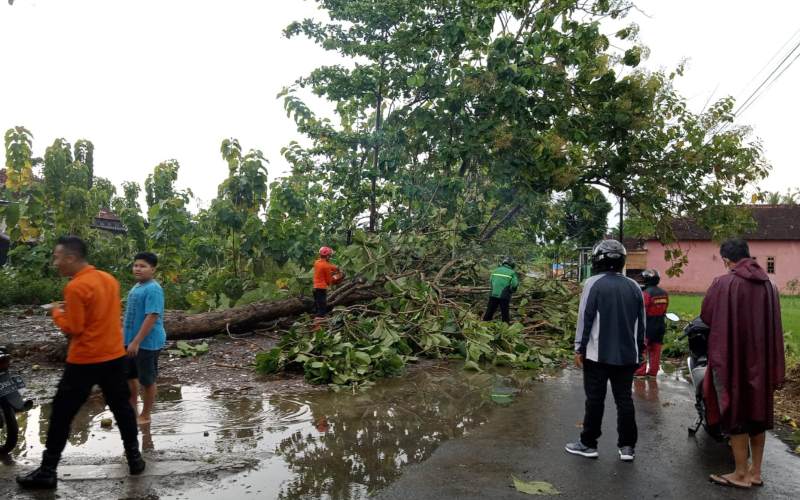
xmin=164 ymin=235 xmax=581 ymax=386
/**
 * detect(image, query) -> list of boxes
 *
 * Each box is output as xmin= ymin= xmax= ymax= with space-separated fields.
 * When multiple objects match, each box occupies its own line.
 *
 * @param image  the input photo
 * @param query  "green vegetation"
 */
xmin=664 ymin=293 xmax=800 ymax=364
xmin=0 ymin=0 xmax=777 ymax=385
xmin=255 ymin=233 xmax=578 ymax=388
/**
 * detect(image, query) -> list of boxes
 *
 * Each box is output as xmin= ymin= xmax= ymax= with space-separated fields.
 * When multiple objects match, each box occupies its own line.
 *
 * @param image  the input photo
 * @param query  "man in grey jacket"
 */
xmin=565 ymin=239 xmax=645 ymax=462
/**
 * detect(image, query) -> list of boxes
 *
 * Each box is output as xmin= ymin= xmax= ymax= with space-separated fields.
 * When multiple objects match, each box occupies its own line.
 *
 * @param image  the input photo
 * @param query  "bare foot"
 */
xmin=748 ymin=466 xmax=763 ymax=486
xmin=137 ymin=415 xmax=152 ymax=425
xmin=709 ymin=472 xmax=751 ymax=489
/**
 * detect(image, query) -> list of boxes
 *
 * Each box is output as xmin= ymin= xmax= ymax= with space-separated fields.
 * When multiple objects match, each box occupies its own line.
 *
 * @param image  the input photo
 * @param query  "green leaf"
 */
xmin=491 ymin=393 xmax=514 ymax=405
xmin=512 ymin=476 xmax=560 ymax=496
xmin=352 ymin=351 xmax=372 ymax=365
xmin=463 ymin=360 xmax=482 ymax=372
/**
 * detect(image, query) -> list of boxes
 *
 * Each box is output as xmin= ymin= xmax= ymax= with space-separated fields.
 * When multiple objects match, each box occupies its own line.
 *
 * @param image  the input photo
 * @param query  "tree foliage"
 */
xmin=282 ymin=0 xmax=768 ymax=268
xmin=0 ymin=0 xmax=772 ymax=306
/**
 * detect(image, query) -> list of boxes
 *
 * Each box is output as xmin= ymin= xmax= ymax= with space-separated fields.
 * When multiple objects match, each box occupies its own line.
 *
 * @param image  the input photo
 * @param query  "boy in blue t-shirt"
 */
xmin=124 ymin=252 xmax=166 ymax=425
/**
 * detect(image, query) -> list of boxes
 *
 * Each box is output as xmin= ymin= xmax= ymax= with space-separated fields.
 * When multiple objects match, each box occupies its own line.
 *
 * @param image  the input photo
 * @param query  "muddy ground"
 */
xmin=4 ymin=307 xmax=800 ymax=424
xmin=0 ymin=307 xmax=314 ymax=398
xmin=2 ymin=308 xmax=800 ymax=499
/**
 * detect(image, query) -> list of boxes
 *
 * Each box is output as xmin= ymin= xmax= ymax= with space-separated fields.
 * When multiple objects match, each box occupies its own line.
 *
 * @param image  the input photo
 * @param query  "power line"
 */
xmin=706 ymin=27 xmax=800 ymax=141
xmin=737 ymin=46 xmax=800 ymax=117
xmin=733 ymin=36 xmax=800 ymax=116
xmin=737 ymin=26 xmax=800 ymax=98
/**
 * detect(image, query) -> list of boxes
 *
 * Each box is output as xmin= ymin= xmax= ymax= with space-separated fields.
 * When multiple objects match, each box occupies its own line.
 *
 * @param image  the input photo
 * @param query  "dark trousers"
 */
xmin=580 ymin=359 xmax=638 ymax=449
xmin=483 ymin=297 xmax=510 ymax=323
xmin=313 ymin=288 xmax=328 ymax=317
xmin=46 ymin=356 xmax=139 ymax=457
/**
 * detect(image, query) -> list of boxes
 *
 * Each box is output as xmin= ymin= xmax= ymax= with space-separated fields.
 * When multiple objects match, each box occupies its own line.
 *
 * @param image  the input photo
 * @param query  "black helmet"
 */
xmin=591 ymin=239 xmax=627 ymax=266
xmin=641 ymin=269 xmax=660 ymax=286
xmin=501 ymin=257 xmax=515 ymax=269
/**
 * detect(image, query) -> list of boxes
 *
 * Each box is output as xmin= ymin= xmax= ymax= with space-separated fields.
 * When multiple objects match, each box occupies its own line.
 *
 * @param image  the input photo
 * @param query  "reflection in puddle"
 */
xmin=9 ymin=364 xmax=519 ymax=499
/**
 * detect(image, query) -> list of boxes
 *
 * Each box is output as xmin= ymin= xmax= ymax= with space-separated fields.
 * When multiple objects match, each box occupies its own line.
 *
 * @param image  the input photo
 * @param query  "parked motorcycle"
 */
xmin=681 ymin=318 xmax=724 ymax=441
xmin=0 ymin=345 xmax=33 ymax=454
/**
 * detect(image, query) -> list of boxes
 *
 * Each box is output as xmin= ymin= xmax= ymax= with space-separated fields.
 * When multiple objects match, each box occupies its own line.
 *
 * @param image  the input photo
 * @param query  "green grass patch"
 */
xmin=666 ymin=293 xmax=800 ymax=365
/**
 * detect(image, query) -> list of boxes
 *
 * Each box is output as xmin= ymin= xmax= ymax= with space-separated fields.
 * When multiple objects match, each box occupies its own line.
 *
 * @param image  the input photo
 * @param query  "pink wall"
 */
xmin=644 ymin=240 xmax=800 ymax=294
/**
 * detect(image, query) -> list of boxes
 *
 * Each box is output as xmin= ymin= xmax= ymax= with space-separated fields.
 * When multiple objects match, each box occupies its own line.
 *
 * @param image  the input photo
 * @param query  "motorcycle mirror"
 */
xmin=665 ymin=312 xmax=679 ymax=322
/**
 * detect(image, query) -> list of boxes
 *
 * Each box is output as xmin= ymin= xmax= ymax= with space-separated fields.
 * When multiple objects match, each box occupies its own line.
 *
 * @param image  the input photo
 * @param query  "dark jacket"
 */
xmin=642 ymin=285 xmax=669 ymax=343
xmin=700 ymin=258 xmax=785 ymax=432
xmin=575 ymin=271 xmax=645 ymax=366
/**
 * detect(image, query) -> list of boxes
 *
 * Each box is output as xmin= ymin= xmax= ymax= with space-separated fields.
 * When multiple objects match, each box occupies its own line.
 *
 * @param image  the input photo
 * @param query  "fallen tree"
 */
xmin=162 ymin=234 xmax=581 ymax=387
xmin=164 ymin=285 xmax=381 ymax=340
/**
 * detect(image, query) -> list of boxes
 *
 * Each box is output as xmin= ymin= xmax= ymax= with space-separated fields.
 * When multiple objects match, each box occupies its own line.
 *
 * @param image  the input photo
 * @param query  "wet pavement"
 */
xmin=1 ymin=364 xmax=799 ymax=499
xmin=0 ymin=364 xmax=511 ymax=499
xmin=378 ymin=369 xmax=800 ymax=500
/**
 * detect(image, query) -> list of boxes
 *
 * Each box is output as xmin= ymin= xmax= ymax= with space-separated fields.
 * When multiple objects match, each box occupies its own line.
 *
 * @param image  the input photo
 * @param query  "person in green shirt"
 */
xmin=483 ymin=258 xmax=520 ymax=323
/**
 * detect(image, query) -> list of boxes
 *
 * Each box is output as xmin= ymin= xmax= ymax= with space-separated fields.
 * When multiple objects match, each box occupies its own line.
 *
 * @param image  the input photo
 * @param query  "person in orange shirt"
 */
xmin=17 ymin=236 xmax=145 ymax=490
xmin=313 ymin=246 xmax=344 ymax=318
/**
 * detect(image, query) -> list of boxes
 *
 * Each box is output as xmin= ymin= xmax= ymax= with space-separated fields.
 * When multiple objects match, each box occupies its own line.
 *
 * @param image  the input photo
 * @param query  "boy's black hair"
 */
xmin=56 ymin=235 xmax=88 ymax=259
xmin=719 ymin=239 xmax=750 ymax=263
xmin=133 ymin=252 xmax=158 ymax=267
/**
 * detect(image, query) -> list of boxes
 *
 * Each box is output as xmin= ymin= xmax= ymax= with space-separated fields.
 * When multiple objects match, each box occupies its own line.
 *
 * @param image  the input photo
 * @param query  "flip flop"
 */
xmin=751 ymin=480 xmax=764 ymax=487
xmin=709 ymin=474 xmax=751 ymax=489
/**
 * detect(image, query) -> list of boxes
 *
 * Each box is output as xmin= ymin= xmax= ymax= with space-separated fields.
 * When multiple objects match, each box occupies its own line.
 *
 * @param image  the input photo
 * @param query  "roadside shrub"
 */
xmin=0 ymin=269 xmax=65 ymax=307
xmin=661 ymin=319 xmax=689 ymax=358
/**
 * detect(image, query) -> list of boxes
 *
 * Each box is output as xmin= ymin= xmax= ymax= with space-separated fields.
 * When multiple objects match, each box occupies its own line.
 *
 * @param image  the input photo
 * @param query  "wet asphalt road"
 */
xmin=377 ymin=368 xmax=800 ymax=500
xmin=1 ymin=366 xmax=798 ymax=499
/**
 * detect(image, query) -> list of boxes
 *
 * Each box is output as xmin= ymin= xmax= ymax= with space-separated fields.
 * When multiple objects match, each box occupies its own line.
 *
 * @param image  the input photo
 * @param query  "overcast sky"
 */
xmin=1 ymin=0 xmax=798 ymax=211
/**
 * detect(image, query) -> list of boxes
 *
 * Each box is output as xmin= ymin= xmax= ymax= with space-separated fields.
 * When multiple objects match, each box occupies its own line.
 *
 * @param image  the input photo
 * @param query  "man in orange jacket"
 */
xmin=313 ymin=246 xmax=344 ymax=319
xmin=17 ymin=236 xmax=145 ymax=490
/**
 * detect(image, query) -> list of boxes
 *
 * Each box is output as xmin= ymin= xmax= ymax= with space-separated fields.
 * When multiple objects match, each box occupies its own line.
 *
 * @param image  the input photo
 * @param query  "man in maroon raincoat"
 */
xmin=700 ymin=239 xmax=785 ymax=489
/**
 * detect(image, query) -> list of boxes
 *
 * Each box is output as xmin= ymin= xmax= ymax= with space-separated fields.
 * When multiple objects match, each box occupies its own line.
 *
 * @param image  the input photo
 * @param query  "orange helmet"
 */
xmin=319 ymin=246 xmax=334 ymax=257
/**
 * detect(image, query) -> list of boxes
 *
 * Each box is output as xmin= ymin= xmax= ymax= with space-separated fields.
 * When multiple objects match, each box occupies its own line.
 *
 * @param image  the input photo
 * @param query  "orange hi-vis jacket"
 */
xmin=52 ymin=265 xmax=126 ymax=365
xmin=313 ymin=259 xmax=341 ymax=289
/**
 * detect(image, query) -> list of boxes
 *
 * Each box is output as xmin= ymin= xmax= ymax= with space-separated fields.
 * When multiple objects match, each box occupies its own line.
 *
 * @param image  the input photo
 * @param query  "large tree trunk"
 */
xmin=164 ymin=285 xmax=381 ymax=340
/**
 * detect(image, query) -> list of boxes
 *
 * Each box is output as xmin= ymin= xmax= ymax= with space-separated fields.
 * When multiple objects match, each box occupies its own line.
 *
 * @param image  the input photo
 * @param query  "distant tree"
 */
xmin=560 ymin=186 xmax=613 ymax=247
xmin=760 ymin=189 xmax=798 ymax=205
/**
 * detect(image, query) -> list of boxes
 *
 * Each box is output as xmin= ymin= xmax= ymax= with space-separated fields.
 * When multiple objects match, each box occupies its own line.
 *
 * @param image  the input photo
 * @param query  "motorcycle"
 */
xmin=680 ymin=317 xmax=724 ymax=441
xmin=0 ymin=345 xmax=33 ymax=454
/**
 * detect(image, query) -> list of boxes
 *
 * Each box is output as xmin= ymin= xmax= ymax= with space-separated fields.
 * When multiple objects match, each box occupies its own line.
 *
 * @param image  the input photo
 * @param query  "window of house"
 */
xmin=767 ymin=256 xmax=775 ymax=274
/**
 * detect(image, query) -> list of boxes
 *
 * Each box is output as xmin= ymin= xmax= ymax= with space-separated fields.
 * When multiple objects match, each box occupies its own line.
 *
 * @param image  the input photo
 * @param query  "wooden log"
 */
xmin=163 ymin=288 xmax=383 ymax=340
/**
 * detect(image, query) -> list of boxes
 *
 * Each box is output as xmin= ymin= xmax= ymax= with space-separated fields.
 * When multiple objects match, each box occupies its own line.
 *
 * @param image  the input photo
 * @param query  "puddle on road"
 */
xmin=6 ymin=364 xmax=535 ymax=499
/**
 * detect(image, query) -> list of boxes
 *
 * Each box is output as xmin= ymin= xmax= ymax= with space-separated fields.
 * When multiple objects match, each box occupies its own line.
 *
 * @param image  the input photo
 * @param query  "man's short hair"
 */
xmin=134 ymin=252 xmax=158 ymax=267
xmin=56 ymin=235 xmax=87 ymax=259
xmin=720 ymin=238 xmax=750 ymax=262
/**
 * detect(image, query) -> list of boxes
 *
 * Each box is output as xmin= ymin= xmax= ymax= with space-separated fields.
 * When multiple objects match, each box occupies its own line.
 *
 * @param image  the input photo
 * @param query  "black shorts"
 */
xmin=125 ymin=348 xmax=160 ymax=386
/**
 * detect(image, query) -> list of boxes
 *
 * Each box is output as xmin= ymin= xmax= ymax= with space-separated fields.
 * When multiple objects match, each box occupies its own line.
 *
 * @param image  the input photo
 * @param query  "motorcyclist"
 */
xmin=566 ymin=239 xmax=644 ymax=462
xmin=634 ymin=269 xmax=670 ymax=377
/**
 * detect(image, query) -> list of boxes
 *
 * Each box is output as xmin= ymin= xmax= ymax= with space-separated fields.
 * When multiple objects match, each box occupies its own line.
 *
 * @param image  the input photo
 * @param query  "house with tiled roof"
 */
xmin=639 ymin=205 xmax=800 ymax=294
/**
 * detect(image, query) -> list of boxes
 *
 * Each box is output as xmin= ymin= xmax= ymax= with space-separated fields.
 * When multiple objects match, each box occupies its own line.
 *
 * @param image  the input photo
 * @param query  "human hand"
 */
xmin=127 ymin=341 xmax=140 ymax=358
xmin=574 ymin=353 xmax=584 ymax=369
xmin=42 ymin=302 xmax=64 ymax=315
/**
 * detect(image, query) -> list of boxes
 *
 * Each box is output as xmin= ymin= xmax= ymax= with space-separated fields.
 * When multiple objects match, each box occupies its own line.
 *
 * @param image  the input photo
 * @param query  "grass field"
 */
xmin=668 ymin=294 xmax=800 ymax=363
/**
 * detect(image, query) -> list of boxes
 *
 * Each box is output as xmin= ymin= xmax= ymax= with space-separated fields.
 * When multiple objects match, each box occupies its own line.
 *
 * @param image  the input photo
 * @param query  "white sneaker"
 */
xmin=618 ymin=446 xmax=635 ymax=462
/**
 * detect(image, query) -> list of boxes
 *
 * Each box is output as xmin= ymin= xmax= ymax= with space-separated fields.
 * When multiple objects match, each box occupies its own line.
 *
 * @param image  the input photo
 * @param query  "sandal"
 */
xmin=709 ymin=474 xmax=751 ymax=489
